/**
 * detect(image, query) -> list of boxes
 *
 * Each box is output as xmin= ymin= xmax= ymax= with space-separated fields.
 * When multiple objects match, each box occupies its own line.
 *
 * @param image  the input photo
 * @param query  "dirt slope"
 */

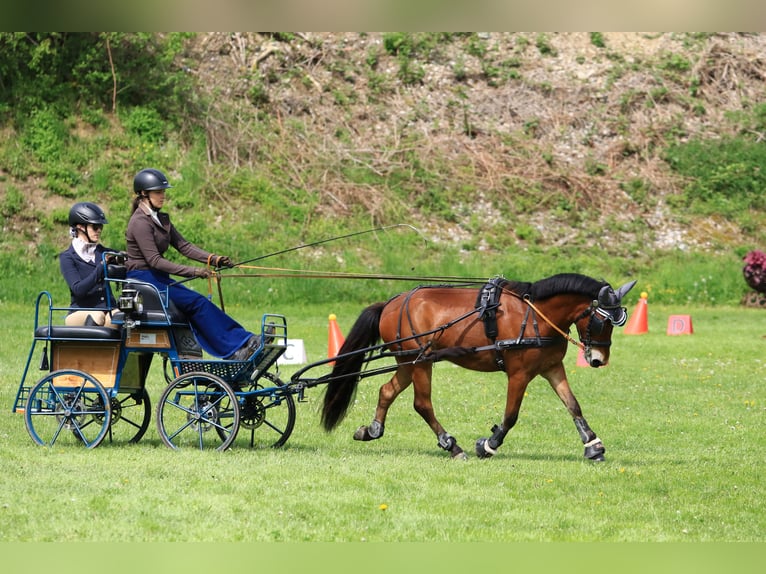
xmin=182 ymin=32 xmax=766 ymax=252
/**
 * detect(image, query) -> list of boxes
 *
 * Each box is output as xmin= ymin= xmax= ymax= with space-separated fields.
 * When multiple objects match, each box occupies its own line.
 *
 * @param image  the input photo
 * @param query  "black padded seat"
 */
xmin=35 ymin=325 xmax=122 ymax=340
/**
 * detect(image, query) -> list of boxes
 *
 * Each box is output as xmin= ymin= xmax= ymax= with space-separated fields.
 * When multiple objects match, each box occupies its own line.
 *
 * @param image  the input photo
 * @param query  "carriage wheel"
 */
xmin=24 ymin=369 xmax=111 ymax=448
xmin=103 ymin=388 xmax=151 ymax=444
xmin=235 ymin=371 xmax=296 ymax=448
xmin=155 ymin=371 xmax=239 ymax=451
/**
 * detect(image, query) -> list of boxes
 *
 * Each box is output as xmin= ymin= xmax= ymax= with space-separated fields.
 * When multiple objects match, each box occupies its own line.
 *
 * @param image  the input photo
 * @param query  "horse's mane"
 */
xmin=500 ymin=273 xmax=607 ymax=301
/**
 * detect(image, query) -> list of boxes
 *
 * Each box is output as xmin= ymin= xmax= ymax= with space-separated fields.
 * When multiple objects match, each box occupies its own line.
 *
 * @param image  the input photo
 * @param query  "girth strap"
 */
xmin=475 ymin=278 xmax=504 ymax=340
xmin=475 ymin=277 xmax=507 ymax=369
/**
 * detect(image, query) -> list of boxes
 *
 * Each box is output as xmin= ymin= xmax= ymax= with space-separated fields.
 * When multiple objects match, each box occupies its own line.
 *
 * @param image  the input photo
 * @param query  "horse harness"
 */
xmin=475 ymin=278 xmax=564 ymax=370
xmin=392 ymin=278 xmax=590 ymax=371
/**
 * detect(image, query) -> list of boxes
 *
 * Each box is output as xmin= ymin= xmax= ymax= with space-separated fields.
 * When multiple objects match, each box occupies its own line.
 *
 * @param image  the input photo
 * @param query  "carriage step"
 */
xmin=12 ymin=386 xmax=31 ymax=413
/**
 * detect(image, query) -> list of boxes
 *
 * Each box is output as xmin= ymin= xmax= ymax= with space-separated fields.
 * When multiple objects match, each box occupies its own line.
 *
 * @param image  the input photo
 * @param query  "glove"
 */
xmin=194 ymin=267 xmax=212 ymax=279
xmin=215 ymin=255 xmax=234 ymax=268
xmin=105 ymin=252 xmax=127 ymax=265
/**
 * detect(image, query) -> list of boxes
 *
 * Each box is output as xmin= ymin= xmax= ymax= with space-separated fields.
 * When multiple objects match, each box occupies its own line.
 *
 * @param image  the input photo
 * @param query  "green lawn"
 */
xmin=0 ymin=301 xmax=763 ymax=543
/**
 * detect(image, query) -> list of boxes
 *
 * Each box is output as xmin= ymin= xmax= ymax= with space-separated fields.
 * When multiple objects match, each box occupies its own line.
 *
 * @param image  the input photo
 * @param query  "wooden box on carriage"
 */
xmin=51 ymin=341 xmax=121 ymax=389
xmin=50 ymin=340 xmax=151 ymax=393
xmin=124 ymin=328 xmax=172 ymax=349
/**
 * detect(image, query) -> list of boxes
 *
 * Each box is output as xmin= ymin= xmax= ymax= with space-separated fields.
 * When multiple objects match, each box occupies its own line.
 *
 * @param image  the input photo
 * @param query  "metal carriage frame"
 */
xmin=12 ymin=262 xmax=294 ymax=451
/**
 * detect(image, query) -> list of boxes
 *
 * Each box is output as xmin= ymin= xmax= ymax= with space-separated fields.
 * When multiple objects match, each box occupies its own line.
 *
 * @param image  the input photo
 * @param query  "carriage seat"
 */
xmin=111 ymin=282 xmax=189 ymax=326
xmin=34 ymin=325 xmax=122 ymax=341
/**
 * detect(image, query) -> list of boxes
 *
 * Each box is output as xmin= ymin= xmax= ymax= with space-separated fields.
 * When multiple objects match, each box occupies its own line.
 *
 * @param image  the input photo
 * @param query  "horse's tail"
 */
xmin=321 ymin=301 xmax=386 ymax=431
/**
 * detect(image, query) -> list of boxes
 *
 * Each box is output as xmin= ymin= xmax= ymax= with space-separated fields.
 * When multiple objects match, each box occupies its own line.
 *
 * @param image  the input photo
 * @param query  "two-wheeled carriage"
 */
xmin=12 ymin=257 xmax=294 ymax=450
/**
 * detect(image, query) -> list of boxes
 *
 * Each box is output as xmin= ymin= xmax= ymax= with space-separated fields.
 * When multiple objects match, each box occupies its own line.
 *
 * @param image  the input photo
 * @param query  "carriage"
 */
xmin=12 ymin=248 xmax=636 ymax=459
xmin=12 ymin=256 xmax=294 ymax=451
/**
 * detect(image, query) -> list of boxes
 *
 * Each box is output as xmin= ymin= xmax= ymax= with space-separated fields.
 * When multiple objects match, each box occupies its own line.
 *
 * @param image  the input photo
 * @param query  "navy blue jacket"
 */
xmin=59 ymin=244 xmax=117 ymax=310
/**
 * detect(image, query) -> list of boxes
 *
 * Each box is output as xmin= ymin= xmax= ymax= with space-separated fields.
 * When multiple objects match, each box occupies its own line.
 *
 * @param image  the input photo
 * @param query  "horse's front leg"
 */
xmin=475 ymin=370 xmax=529 ymax=459
xmin=353 ymin=364 xmax=412 ymax=442
xmin=542 ymin=362 xmax=605 ymax=461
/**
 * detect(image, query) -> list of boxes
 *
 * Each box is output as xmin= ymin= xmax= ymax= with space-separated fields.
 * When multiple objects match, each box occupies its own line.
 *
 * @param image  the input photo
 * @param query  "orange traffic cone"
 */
xmin=624 ymin=291 xmax=649 ymax=335
xmin=328 ymin=313 xmax=345 ymax=364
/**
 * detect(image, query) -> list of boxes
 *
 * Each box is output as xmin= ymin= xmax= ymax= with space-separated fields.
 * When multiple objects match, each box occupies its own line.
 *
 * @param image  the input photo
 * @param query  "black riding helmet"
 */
xmin=133 ymin=168 xmax=173 ymax=194
xmin=69 ymin=202 xmax=108 ymax=227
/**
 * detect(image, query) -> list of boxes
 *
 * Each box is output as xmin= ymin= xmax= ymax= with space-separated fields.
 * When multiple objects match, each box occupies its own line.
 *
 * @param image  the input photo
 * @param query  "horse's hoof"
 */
xmin=353 ymin=425 xmax=383 ymax=441
xmin=452 ymin=450 xmax=468 ymax=461
xmin=475 ymin=438 xmax=496 ymax=459
xmin=584 ymin=442 xmax=605 ymax=461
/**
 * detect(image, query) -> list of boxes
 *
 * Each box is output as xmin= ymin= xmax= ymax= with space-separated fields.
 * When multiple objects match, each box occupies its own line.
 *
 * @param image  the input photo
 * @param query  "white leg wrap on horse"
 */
xmin=584 ymin=437 xmax=601 ymax=448
xmin=483 ymin=440 xmax=497 ymax=456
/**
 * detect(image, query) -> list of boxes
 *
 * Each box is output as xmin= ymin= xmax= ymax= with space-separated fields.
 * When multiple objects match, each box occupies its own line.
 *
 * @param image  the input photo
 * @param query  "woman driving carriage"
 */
xmin=60 ymin=202 xmax=122 ymax=328
xmin=125 ymin=168 xmax=260 ymax=361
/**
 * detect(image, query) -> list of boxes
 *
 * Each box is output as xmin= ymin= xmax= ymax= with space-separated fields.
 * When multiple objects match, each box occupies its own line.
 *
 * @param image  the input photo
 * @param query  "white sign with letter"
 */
xmin=277 ymin=339 xmax=307 ymax=365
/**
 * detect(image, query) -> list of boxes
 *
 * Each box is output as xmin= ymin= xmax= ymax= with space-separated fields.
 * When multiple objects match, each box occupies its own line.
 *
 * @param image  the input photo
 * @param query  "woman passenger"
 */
xmin=60 ymin=202 xmax=122 ymax=328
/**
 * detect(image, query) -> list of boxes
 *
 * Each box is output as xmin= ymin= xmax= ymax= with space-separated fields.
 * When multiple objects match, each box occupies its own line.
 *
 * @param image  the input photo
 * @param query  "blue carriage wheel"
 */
xmin=155 ymin=371 xmax=240 ymax=451
xmin=24 ymin=369 xmax=111 ymax=449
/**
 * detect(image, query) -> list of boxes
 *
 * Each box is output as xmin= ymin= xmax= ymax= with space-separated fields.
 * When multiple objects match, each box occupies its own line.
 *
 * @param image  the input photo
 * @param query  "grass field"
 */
xmin=0 ymin=299 xmax=763 ymax=544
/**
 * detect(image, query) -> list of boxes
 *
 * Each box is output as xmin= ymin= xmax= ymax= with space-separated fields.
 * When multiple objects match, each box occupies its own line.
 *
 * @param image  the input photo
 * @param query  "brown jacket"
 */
xmin=126 ymin=207 xmax=212 ymax=278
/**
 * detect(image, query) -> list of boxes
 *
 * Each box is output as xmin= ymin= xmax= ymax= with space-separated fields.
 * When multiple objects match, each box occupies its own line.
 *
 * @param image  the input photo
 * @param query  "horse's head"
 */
xmin=575 ymin=279 xmax=637 ymax=367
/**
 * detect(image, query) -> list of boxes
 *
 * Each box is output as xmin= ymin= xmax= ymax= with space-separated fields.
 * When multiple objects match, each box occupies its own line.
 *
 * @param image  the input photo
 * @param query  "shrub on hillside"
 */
xmin=742 ymin=250 xmax=766 ymax=293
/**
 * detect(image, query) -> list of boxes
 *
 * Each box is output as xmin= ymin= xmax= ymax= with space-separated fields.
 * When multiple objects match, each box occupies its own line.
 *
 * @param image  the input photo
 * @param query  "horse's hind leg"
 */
xmin=353 ymin=364 xmax=413 ymax=442
xmin=542 ymin=363 xmax=605 ymax=461
xmin=410 ymin=364 xmax=467 ymax=460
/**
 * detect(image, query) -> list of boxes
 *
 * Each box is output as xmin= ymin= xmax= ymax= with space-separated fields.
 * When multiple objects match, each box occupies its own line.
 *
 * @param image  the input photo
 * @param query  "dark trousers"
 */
xmin=127 ymin=269 xmax=251 ymax=358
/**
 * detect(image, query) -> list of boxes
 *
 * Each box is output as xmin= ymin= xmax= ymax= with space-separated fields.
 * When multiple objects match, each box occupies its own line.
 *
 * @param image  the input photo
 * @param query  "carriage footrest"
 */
xmin=172 ymin=343 xmax=286 ymax=383
xmin=174 ymin=358 xmax=252 ymax=381
xmin=250 ymin=344 xmax=286 ymax=381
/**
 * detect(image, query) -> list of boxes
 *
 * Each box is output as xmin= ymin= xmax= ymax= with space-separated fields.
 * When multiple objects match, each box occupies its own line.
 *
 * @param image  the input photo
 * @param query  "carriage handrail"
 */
xmin=106 ymin=276 xmax=176 ymax=326
xmin=30 ymin=290 xmax=118 ymax=337
xmin=33 ymin=291 xmax=54 ymax=333
xmin=15 ymin=291 xmax=56 ymax=407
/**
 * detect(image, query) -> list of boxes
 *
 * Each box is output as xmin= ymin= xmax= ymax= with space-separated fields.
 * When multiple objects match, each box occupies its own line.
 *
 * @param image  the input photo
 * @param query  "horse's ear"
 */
xmin=614 ymin=280 xmax=637 ymax=302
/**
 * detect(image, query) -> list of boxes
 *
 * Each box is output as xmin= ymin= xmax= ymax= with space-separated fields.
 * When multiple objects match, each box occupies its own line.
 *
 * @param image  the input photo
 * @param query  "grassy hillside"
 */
xmin=2 ymin=32 xmax=766 ymax=307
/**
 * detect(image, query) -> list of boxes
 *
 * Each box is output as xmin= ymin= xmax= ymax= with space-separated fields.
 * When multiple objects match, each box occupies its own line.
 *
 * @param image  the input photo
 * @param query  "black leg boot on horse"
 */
xmin=574 ymin=417 xmax=605 ymax=461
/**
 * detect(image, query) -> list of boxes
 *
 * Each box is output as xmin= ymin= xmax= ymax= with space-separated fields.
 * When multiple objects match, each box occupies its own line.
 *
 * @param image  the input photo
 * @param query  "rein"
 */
xmin=219 ymin=265 xmax=487 ymax=285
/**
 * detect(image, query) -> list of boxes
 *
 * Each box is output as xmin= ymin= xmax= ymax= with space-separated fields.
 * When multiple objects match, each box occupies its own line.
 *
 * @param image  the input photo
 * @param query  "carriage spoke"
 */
xmin=24 ymin=370 xmax=111 ymax=448
xmin=156 ymin=372 xmax=240 ymax=451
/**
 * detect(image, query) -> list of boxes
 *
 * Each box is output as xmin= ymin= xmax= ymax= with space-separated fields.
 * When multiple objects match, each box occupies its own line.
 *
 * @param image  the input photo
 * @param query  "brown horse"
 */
xmin=320 ymin=273 xmax=636 ymax=460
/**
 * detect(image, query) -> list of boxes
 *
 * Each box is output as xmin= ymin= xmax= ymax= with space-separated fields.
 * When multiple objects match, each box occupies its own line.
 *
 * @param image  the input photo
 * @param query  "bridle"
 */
xmin=524 ymin=295 xmax=627 ymax=360
xmin=573 ymin=301 xmax=626 ymax=344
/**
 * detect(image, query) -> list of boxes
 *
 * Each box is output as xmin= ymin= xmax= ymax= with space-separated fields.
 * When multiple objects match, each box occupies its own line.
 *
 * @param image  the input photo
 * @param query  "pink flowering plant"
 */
xmin=743 ymin=250 xmax=766 ymax=293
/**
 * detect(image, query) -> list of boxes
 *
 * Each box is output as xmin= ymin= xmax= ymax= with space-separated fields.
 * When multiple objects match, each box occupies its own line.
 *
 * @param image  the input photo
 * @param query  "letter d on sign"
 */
xmin=667 ymin=315 xmax=693 ymax=335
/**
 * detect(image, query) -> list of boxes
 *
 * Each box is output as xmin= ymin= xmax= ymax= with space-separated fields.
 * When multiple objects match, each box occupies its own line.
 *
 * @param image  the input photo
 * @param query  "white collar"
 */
xmin=141 ymin=202 xmax=162 ymax=226
xmin=72 ymin=237 xmax=97 ymax=263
